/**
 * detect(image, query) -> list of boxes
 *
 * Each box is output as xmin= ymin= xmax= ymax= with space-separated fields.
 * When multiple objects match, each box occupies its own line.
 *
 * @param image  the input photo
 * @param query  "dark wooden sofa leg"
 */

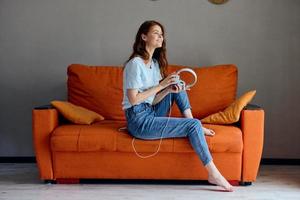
xmin=44 ymin=180 xmax=56 ymax=184
xmin=56 ymin=178 xmax=80 ymax=184
xmin=239 ymin=181 xmax=252 ymax=186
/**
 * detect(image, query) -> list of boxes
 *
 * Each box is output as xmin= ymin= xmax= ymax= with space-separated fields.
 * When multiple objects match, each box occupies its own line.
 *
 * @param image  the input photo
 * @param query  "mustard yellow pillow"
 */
xmin=201 ymin=90 xmax=256 ymax=124
xmin=51 ymin=100 xmax=104 ymax=125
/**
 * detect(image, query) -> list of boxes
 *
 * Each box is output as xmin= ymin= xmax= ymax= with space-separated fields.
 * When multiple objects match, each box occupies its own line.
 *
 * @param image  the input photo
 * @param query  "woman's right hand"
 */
xmin=159 ymin=72 xmax=179 ymax=89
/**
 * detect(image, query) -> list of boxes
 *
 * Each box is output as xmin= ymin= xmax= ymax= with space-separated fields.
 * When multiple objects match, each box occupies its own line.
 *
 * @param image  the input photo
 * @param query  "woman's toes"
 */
xmin=209 ymin=129 xmax=215 ymax=136
xmin=203 ymin=127 xmax=215 ymax=136
xmin=208 ymin=174 xmax=234 ymax=192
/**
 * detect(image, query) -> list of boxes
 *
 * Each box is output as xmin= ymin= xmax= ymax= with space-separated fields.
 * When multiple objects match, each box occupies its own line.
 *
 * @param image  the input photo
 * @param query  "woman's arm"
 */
xmin=127 ymin=84 xmax=164 ymax=106
xmin=152 ymin=88 xmax=169 ymax=105
xmin=152 ymin=83 xmax=187 ymax=105
xmin=127 ymin=72 xmax=179 ymax=106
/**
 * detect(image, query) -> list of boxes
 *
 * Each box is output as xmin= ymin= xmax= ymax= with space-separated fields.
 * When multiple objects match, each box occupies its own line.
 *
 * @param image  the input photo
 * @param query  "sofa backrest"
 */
xmin=67 ymin=64 xmax=237 ymax=121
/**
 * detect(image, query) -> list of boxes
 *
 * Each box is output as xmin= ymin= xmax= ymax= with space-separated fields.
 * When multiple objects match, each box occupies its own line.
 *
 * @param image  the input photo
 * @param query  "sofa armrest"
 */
xmin=34 ymin=104 xmax=54 ymax=109
xmin=32 ymin=105 xmax=59 ymax=180
xmin=244 ymin=103 xmax=262 ymax=110
xmin=240 ymin=104 xmax=265 ymax=182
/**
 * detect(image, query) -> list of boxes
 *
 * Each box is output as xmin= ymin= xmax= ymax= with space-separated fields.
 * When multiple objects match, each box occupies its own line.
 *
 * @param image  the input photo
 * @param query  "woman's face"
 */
xmin=142 ymin=25 xmax=164 ymax=49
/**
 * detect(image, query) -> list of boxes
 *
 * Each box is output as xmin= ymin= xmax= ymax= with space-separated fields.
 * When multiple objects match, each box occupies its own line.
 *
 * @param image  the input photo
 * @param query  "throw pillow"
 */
xmin=51 ymin=100 xmax=104 ymax=124
xmin=201 ymin=90 xmax=256 ymax=124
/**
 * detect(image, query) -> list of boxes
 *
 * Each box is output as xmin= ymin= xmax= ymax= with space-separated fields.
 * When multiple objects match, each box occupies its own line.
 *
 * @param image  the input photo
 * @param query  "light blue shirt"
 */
xmin=122 ymin=56 xmax=163 ymax=110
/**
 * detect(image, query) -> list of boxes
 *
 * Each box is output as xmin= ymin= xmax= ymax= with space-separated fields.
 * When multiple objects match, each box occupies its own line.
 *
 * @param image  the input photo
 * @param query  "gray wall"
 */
xmin=0 ymin=0 xmax=299 ymax=158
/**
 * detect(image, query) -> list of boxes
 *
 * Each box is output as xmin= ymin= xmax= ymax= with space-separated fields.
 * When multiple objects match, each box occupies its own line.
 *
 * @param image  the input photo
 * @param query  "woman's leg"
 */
xmin=206 ymin=161 xmax=233 ymax=191
xmin=152 ymin=91 xmax=232 ymax=191
xmin=183 ymin=109 xmax=215 ymax=135
xmin=153 ymin=91 xmax=215 ymax=135
xmin=153 ymin=90 xmax=191 ymax=117
xmin=131 ymin=115 xmax=232 ymax=191
xmin=133 ymin=115 xmax=212 ymax=167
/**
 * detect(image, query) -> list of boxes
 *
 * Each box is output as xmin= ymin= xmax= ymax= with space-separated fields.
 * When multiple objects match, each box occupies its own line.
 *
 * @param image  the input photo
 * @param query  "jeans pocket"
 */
xmin=132 ymin=104 xmax=148 ymax=115
xmin=133 ymin=107 xmax=147 ymax=116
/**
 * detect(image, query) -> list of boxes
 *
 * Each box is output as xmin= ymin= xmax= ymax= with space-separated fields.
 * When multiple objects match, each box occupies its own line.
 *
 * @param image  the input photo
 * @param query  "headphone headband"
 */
xmin=176 ymin=68 xmax=198 ymax=89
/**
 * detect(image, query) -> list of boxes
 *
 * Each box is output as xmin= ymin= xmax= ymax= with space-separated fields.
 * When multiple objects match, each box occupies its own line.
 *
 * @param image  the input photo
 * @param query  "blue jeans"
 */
xmin=125 ymin=91 xmax=212 ymax=166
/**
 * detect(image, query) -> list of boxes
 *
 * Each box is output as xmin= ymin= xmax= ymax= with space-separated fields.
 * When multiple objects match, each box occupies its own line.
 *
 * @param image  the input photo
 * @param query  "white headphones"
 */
xmin=173 ymin=68 xmax=198 ymax=90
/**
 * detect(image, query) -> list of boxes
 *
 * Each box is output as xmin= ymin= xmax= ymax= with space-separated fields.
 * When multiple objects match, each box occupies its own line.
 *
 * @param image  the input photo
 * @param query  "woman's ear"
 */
xmin=141 ymin=34 xmax=147 ymax=41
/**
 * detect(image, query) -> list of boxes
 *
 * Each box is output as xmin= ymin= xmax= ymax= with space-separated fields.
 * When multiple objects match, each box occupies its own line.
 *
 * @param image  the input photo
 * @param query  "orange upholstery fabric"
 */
xmin=173 ymin=124 xmax=243 ymax=153
xmin=117 ymin=131 xmax=174 ymax=153
xmin=51 ymin=121 xmax=121 ymax=152
xmin=166 ymin=65 xmax=238 ymax=119
xmin=241 ymin=109 xmax=265 ymax=182
xmin=51 ymin=120 xmax=243 ymax=154
xmin=67 ymin=64 xmax=237 ymax=120
xmin=51 ymin=100 xmax=104 ymax=124
xmin=201 ymin=90 xmax=256 ymax=124
xmin=32 ymin=109 xmax=59 ymax=180
xmin=68 ymin=65 xmax=124 ymax=120
xmin=52 ymin=152 xmax=242 ymax=180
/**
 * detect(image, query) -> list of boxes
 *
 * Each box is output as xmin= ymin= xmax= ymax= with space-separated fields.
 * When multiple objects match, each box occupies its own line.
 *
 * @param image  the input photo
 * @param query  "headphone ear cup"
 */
xmin=179 ymin=80 xmax=185 ymax=90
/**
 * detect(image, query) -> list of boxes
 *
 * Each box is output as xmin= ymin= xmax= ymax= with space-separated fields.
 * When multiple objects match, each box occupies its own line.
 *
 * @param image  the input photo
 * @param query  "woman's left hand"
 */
xmin=167 ymin=84 xmax=189 ymax=93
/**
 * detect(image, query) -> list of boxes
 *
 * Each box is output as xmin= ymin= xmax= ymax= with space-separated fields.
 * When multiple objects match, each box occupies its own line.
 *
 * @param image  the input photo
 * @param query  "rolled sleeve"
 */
xmin=154 ymin=59 xmax=163 ymax=82
xmin=158 ymin=70 xmax=163 ymax=81
xmin=125 ymin=60 xmax=143 ymax=89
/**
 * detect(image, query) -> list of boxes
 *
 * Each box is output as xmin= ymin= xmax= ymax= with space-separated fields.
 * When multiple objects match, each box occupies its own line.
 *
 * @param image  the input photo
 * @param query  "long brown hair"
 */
xmin=124 ymin=20 xmax=168 ymax=78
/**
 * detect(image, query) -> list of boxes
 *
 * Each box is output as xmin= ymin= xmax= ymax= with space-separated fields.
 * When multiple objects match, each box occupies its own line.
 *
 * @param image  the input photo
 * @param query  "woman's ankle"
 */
xmin=205 ymin=160 xmax=219 ymax=176
xmin=183 ymin=108 xmax=193 ymax=118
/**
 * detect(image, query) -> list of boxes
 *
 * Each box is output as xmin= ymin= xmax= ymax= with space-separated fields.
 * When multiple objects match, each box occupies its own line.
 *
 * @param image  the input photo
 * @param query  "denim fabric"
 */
xmin=125 ymin=90 xmax=212 ymax=166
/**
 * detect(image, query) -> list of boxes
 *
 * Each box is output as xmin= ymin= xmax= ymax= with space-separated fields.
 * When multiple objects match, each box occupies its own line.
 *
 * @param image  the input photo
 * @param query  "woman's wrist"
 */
xmin=157 ymin=83 xmax=165 ymax=91
xmin=164 ymin=86 xmax=171 ymax=94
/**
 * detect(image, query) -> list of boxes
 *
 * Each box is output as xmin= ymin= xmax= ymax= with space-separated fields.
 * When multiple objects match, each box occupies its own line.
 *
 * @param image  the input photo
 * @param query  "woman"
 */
xmin=122 ymin=20 xmax=233 ymax=192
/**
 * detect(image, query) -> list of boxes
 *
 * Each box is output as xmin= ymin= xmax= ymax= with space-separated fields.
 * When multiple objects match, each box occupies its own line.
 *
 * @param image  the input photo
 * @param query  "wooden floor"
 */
xmin=0 ymin=164 xmax=299 ymax=200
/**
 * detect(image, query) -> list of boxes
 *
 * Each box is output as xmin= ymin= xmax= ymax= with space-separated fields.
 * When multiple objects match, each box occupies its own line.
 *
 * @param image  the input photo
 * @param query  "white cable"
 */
xmin=131 ymin=97 xmax=172 ymax=159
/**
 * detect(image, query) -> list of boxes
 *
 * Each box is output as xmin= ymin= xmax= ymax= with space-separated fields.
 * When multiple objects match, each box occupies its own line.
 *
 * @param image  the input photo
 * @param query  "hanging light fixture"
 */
xmin=208 ymin=0 xmax=229 ymax=4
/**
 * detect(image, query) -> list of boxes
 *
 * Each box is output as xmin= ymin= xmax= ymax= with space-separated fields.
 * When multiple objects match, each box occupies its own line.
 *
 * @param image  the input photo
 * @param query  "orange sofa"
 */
xmin=32 ymin=64 xmax=264 ymax=185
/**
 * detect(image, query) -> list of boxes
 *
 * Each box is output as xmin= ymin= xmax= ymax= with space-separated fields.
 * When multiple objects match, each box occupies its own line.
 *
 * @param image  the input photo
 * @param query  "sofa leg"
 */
xmin=56 ymin=178 xmax=80 ymax=184
xmin=44 ymin=180 xmax=56 ymax=184
xmin=239 ymin=181 xmax=252 ymax=186
xmin=228 ymin=180 xmax=240 ymax=186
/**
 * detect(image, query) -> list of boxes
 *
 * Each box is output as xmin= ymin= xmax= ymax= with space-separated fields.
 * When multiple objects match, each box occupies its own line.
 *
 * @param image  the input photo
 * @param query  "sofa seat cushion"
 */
xmin=117 ymin=130 xmax=174 ymax=153
xmin=51 ymin=121 xmax=243 ymax=154
xmin=51 ymin=120 xmax=125 ymax=152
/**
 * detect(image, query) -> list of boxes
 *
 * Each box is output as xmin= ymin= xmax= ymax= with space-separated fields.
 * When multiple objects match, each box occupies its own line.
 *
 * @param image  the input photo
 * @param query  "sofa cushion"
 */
xmin=51 ymin=121 xmax=122 ymax=152
xmin=67 ymin=64 xmax=124 ymax=121
xmin=117 ymin=131 xmax=174 ymax=153
xmin=201 ymin=90 xmax=256 ymax=124
xmin=67 ymin=64 xmax=237 ymax=120
xmin=166 ymin=65 xmax=238 ymax=119
xmin=51 ymin=100 xmax=104 ymax=124
xmin=51 ymin=121 xmax=242 ymax=153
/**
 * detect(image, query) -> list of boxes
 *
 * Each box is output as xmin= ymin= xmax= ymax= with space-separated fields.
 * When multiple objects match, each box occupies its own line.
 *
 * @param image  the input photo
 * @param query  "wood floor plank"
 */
xmin=0 ymin=164 xmax=299 ymax=200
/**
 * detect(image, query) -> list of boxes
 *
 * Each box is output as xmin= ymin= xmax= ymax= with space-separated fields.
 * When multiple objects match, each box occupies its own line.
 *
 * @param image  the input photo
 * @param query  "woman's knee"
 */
xmin=175 ymin=91 xmax=191 ymax=110
xmin=188 ymin=118 xmax=202 ymax=133
xmin=176 ymin=90 xmax=188 ymax=99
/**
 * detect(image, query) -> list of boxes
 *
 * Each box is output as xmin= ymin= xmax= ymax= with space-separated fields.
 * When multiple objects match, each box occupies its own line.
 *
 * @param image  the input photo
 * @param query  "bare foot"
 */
xmin=208 ymin=173 xmax=234 ymax=192
xmin=203 ymin=127 xmax=215 ymax=136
